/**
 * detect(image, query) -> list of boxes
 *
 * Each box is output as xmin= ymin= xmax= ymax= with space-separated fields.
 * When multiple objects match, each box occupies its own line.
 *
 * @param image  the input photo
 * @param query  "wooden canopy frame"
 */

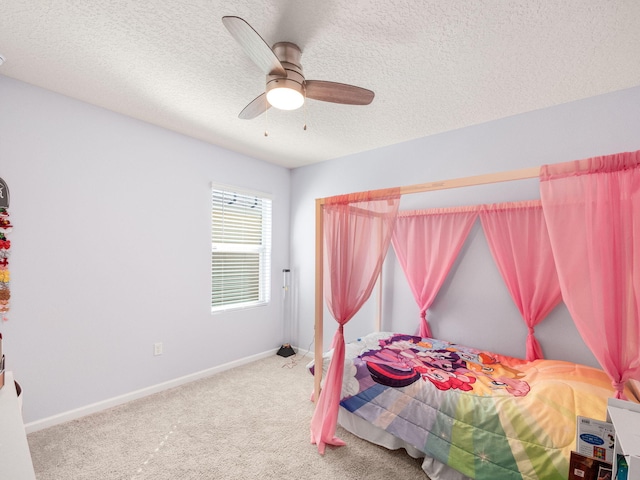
xmin=313 ymin=166 xmax=540 ymax=401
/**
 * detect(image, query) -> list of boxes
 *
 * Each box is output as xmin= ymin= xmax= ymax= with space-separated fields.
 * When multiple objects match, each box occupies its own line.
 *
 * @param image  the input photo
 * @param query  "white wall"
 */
xmin=290 ymin=85 xmax=640 ymax=369
xmin=0 ymin=76 xmax=290 ymax=425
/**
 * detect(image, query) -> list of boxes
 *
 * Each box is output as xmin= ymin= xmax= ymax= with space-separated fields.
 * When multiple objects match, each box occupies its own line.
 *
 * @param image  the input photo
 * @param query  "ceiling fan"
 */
xmin=222 ymin=16 xmax=375 ymax=120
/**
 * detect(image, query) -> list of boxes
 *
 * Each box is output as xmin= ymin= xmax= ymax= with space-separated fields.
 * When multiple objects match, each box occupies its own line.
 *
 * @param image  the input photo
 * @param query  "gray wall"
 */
xmin=0 ymin=76 xmax=291 ymax=425
xmin=290 ymin=86 xmax=640 ymax=369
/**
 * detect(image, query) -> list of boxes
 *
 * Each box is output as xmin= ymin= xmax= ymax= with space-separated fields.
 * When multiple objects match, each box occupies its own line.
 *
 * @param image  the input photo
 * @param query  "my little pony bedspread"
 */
xmin=314 ymin=332 xmax=635 ymax=480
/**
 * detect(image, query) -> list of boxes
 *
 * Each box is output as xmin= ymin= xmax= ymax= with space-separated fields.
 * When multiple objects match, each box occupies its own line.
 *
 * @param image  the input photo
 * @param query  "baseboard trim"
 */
xmin=25 ymin=348 xmax=281 ymax=434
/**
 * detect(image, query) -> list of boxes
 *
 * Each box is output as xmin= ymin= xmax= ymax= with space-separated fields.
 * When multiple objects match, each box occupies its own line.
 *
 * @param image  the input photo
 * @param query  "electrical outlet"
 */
xmin=154 ymin=342 xmax=163 ymax=356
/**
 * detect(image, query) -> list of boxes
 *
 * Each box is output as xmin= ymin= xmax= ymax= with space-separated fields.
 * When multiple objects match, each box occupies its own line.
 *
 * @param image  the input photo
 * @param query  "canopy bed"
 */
xmin=308 ymin=150 xmax=640 ymax=480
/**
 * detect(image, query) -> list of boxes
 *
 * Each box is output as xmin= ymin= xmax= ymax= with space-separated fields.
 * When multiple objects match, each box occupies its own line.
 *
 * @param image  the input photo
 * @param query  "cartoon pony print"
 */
xmin=454 ymin=349 xmax=530 ymax=397
xmin=361 ymin=339 xmax=423 ymax=387
xmin=362 ymin=335 xmax=476 ymax=391
xmin=361 ymin=334 xmax=530 ymax=397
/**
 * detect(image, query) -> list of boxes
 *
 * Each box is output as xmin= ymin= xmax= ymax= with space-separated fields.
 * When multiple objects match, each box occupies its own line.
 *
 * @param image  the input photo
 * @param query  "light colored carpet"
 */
xmin=27 ymin=353 xmax=426 ymax=479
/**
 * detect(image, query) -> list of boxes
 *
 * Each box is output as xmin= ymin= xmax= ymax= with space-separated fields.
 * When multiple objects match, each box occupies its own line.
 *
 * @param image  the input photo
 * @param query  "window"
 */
xmin=211 ymin=184 xmax=272 ymax=312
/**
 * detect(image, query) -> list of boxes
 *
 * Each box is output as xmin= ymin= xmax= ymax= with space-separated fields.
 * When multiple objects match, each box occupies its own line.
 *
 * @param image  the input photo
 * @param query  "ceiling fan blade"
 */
xmin=305 ymin=80 xmax=375 ymax=105
xmin=238 ymin=93 xmax=271 ymax=120
xmin=222 ymin=16 xmax=286 ymax=77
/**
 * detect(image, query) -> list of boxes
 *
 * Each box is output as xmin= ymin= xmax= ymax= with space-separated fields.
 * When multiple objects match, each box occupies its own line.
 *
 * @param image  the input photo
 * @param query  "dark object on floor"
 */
xmin=277 ymin=344 xmax=295 ymax=357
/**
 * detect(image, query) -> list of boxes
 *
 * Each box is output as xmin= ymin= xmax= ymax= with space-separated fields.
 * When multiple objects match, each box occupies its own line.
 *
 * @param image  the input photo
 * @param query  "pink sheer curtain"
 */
xmin=310 ymin=188 xmax=400 ymax=454
xmin=540 ymin=150 xmax=640 ymax=398
xmin=391 ymin=207 xmax=478 ymax=337
xmin=480 ymin=201 xmax=562 ymax=360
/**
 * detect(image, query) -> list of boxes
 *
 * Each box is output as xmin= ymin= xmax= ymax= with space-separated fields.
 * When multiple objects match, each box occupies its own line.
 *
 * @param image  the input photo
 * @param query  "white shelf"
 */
xmin=0 ymin=371 xmax=36 ymax=479
xmin=607 ymin=398 xmax=640 ymax=480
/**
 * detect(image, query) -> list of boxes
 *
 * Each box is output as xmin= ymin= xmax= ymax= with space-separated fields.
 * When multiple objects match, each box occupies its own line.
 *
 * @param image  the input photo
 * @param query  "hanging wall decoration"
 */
xmin=0 ymin=177 xmax=11 ymax=322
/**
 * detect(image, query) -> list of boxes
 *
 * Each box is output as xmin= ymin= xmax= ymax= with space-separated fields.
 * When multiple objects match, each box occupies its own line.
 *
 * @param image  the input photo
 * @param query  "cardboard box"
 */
xmin=576 ymin=416 xmax=616 ymax=463
xmin=569 ymin=451 xmax=613 ymax=480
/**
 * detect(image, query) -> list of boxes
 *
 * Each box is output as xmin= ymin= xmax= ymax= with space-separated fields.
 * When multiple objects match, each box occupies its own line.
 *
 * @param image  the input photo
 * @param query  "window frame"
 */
xmin=211 ymin=183 xmax=272 ymax=313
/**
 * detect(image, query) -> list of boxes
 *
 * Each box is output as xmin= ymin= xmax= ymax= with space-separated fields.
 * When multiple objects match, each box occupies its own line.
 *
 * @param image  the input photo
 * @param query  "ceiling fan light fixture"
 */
xmin=223 ymin=17 xmax=374 ymax=119
xmin=266 ymin=79 xmax=304 ymax=110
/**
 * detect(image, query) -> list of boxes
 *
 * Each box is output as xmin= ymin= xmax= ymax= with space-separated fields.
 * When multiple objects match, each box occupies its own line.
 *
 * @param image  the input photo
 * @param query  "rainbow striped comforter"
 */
xmin=333 ymin=332 xmax=631 ymax=480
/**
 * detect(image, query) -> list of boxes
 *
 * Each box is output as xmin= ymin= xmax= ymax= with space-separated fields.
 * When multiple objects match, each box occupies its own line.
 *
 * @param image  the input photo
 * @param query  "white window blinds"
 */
xmin=211 ymin=185 xmax=272 ymax=312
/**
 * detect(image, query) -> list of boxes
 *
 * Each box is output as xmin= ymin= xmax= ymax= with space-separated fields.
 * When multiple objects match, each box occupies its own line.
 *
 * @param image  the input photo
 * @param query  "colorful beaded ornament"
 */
xmin=0 ymin=207 xmax=12 ymax=321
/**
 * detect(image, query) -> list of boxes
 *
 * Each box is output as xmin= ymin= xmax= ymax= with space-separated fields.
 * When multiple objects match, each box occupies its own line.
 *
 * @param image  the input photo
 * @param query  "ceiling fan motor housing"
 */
xmin=266 ymin=42 xmax=305 ymax=107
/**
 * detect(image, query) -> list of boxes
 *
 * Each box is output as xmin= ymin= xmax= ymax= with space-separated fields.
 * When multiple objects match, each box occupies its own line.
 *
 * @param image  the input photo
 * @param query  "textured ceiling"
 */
xmin=1 ymin=1 xmax=639 ymax=169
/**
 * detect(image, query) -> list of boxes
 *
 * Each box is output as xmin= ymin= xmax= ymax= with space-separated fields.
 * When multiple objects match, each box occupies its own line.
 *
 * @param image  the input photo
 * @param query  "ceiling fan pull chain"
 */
xmin=303 ymin=87 xmax=308 ymax=131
